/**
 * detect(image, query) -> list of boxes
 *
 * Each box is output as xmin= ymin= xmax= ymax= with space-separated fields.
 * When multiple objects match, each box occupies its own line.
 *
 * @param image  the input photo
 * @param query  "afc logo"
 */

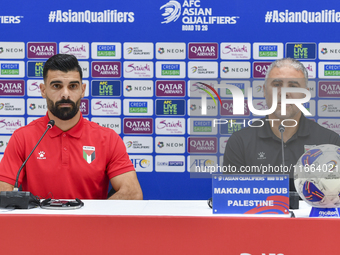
xmin=131 ymin=158 xmax=150 ymax=169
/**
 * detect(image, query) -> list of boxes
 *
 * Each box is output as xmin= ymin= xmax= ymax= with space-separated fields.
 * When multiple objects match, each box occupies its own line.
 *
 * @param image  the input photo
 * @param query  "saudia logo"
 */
xmin=29 ymin=82 xmax=40 ymax=91
xmin=93 ymin=101 xmax=118 ymax=110
xmin=197 ymin=83 xmax=311 ymax=116
xmin=222 ymin=44 xmax=248 ymax=54
xmin=61 ymin=44 xmax=86 ymax=54
xmin=157 ymin=119 xmax=182 ymax=129
xmin=125 ymin=63 xmax=151 ymax=73
xmin=0 ymin=119 xmax=22 ymax=128
xmin=322 ymin=121 xmax=340 ymax=129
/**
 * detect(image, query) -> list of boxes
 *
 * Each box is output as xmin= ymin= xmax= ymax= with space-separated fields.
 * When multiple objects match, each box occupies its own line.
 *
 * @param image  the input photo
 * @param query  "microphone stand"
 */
xmin=278 ymin=124 xmax=299 ymax=210
xmin=0 ymin=120 xmax=55 ymax=209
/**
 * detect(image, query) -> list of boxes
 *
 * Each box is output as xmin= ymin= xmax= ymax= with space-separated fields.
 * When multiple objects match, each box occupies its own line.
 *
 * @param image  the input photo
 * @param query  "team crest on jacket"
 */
xmin=83 ymin=146 xmax=96 ymax=164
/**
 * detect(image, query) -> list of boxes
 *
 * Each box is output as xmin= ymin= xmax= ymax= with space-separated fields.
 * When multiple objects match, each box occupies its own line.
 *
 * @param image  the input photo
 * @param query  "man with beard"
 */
xmin=223 ymin=58 xmax=340 ymax=191
xmin=0 ymin=54 xmax=143 ymax=200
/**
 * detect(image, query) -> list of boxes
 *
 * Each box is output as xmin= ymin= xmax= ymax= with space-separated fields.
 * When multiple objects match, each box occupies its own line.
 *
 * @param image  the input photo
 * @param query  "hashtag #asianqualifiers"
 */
xmin=49 ymin=10 xmax=134 ymax=23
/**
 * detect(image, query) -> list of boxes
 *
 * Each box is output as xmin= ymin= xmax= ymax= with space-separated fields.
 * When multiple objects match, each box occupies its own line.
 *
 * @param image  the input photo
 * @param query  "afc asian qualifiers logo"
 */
xmin=160 ymin=1 xmax=181 ymax=23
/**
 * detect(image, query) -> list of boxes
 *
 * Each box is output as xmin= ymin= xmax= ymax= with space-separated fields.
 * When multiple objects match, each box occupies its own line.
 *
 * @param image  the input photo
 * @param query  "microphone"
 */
xmin=278 ymin=124 xmax=299 ymax=209
xmin=0 ymin=120 xmax=55 ymax=209
xmin=278 ymin=124 xmax=285 ymax=168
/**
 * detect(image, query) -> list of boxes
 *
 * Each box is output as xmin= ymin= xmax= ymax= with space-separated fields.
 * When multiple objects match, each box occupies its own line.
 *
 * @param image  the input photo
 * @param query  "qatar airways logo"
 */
xmin=124 ymin=118 xmax=153 ymax=134
xmin=92 ymin=61 xmax=121 ymax=78
xmin=198 ymin=83 xmax=311 ymax=116
xmin=156 ymin=80 xmax=185 ymax=96
xmin=221 ymin=99 xmax=249 ymax=116
xmin=28 ymin=43 xmax=56 ymax=58
xmin=0 ymin=80 xmax=24 ymax=96
xmin=94 ymin=64 xmax=119 ymax=73
xmin=319 ymin=81 xmax=340 ymax=97
xmin=253 ymin=62 xmax=271 ymax=78
xmin=188 ymin=43 xmax=218 ymax=59
xmin=188 ymin=137 xmax=217 ymax=153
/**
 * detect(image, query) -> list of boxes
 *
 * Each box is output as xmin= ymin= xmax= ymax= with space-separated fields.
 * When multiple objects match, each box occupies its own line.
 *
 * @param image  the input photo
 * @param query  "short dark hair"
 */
xmin=43 ymin=54 xmax=83 ymax=81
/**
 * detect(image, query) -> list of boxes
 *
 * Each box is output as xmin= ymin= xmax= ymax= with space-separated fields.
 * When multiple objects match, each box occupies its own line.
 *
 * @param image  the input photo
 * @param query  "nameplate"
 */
xmin=212 ymin=174 xmax=289 ymax=214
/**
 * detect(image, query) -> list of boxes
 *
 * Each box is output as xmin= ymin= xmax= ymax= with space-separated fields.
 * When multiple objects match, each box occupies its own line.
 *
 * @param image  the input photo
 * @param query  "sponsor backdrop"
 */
xmin=1 ymin=0 xmax=340 ymax=199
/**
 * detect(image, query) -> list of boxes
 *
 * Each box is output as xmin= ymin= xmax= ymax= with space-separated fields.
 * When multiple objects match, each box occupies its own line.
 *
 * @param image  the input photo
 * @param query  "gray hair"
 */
xmin=265 ymin=58 xmax=308 ymax=87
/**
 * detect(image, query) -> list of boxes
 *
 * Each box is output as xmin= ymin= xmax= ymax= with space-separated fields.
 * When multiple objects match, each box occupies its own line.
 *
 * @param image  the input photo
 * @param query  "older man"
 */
xmin=223 ymin=58 xmax=340 ymax=191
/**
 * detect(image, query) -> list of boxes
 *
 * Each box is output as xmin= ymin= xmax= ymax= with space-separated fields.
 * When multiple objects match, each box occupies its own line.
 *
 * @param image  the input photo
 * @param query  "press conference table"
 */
xmin=0 ymin=200 xmax=338 ymax=255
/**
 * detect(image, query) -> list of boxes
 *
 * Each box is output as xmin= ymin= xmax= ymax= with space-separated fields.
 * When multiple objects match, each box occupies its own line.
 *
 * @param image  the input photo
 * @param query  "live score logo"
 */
xmin=164 ymin=100 xmax=177 ymax=114
xmin=156 ymin=99 xmax=185 ymax=116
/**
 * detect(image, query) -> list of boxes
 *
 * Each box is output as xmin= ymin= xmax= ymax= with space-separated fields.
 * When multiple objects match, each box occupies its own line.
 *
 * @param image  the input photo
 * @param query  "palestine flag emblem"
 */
xmin=83 ymin=146 xmax=95 ymax=164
